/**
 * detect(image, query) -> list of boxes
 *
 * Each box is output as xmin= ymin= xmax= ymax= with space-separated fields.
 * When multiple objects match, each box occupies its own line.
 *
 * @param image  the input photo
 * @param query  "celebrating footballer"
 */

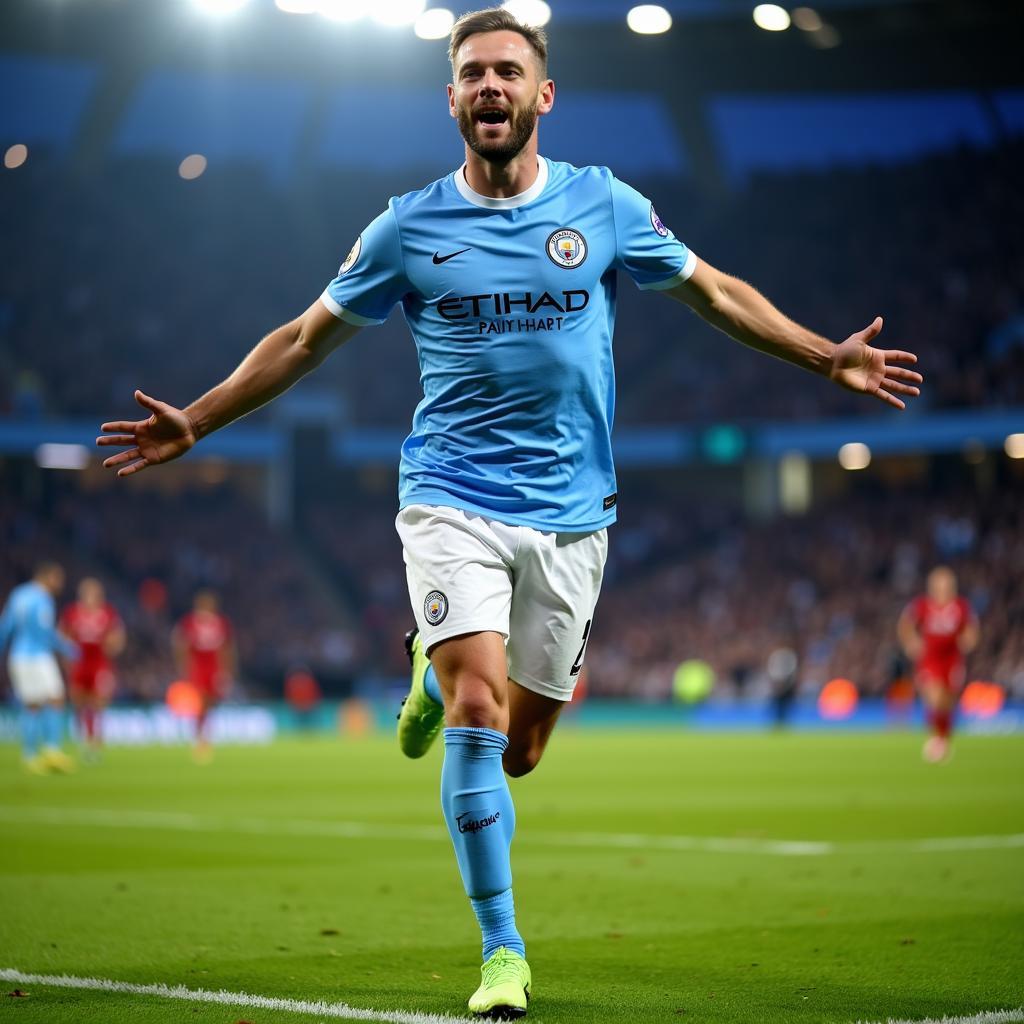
xmin=98 ymin=8 xmax=923 ymax=1017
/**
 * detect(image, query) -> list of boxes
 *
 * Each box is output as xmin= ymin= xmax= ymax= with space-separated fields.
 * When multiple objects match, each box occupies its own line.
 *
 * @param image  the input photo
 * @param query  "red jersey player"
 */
xmin=898 ymin=566 xmax=979 ymax=763
xmin=173 ymin=590 xmax=235 ymax=760
xmin=60 ymin=577 xmax=125 ymax=754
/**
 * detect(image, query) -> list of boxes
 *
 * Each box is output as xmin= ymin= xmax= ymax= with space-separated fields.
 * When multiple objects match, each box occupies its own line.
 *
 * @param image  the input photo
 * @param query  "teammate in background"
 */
xmin=97 ymin=8 xmax=923 ymax=1016
xmin=60 ymin=577 xmax=125 ymax=757
xmin=173 ymin=590 xmax=235 ymax=762
xmin=0 ymin=564 xmax=78 ymax=774
xmin=899 ymin=566 xmax=978 ymax=763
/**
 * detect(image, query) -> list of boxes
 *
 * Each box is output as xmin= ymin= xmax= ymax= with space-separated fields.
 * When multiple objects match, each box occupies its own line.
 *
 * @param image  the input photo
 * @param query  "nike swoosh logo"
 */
xmin=432 ymin=247 xmax=471 ymax=265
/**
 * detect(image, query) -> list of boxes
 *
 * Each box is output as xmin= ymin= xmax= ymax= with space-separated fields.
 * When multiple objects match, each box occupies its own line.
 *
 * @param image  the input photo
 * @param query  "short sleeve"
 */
xmin=610 ymin=176 xmax=696 ymax=291
xmin=320 ymin=206 xmax=408 ymax=326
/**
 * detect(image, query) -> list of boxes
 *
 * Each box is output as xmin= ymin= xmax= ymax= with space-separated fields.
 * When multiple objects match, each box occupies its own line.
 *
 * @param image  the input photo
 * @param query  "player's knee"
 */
xmin=503 ymin=743 xmax=543 ymax=778
xmin=446 ymin=676 xmax=506 ymax=731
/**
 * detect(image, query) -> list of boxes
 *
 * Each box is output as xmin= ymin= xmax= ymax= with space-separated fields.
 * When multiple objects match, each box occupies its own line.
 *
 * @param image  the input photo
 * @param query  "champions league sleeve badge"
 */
xmin=338 ymin=235 xmax=362 ymax=275
xmin=650 ymin=206 xmax=669 ymax=237
xmin=546 ymin=228 xmax=588 ymax=269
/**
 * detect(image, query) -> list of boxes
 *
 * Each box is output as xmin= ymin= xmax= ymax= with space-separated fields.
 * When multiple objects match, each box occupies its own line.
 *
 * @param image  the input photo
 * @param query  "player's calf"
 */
xmin=502 ymin=741 xmax=544 ymax=778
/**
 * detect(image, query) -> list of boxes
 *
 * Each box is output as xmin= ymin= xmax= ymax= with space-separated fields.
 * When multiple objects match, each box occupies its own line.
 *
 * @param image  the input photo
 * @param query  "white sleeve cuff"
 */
xmin=319 ymin=290 xmax=384 ymax=326
xmin=638 ymin=248 xmax=698 ymax=291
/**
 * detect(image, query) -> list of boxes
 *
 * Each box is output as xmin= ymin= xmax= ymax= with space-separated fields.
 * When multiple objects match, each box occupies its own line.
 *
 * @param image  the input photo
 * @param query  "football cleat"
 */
xmin=40 ymin=748 xmax=76 ymax=774
xmin=923 ymin=736 xmax=950 ymax=763
xmin=468 ymin=947 xmax=531 ymax=1019
xmin=23 ymin=753 xmax=51 ymax=775
xmin=397 ymin=628 xmax=444 ymax=759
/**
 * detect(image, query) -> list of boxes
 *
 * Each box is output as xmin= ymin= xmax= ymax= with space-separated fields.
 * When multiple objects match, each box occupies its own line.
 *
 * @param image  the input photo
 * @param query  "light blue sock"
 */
xmin=423 ymin=664 xmax=443 ymax=706
xmin=441 ymin=727 xmax=525 ymax=960
xmin=20 ymin=707 xmax=41 ymax=758
xmin=39 ymin=705 xmax=63 ymax=750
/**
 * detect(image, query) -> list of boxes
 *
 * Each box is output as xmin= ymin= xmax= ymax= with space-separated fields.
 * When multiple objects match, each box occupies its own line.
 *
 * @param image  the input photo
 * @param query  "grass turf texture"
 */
xmin=0 ymin=731 xmax=1022 ymax=1024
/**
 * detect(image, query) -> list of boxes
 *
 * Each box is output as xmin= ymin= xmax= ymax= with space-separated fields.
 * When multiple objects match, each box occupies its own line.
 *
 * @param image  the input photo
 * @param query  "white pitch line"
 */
xmin=0 ymin=805 xmax=1022 ymax=858
xmin=856 ymin=1009 xmax=1024 ymax=1024
xmin=0 ymin=968 xmax=468 ymax=1024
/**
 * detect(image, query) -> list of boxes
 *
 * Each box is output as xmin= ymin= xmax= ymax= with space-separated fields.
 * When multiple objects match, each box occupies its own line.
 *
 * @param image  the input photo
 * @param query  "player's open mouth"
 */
xmin=476 ymin=109 xmax=509 ymax=126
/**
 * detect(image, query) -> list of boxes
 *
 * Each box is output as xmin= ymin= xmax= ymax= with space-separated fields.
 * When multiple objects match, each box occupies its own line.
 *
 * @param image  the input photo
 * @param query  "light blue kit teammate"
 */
xmin=0 ymin=564 xmax=77 ymax=771
xmin=97 ymin=8 xmax=920 ymax=1017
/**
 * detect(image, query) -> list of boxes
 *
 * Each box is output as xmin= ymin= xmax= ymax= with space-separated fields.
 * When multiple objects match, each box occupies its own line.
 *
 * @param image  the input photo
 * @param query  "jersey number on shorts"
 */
xmin=570 ymin=619 xmax=592 ymax=677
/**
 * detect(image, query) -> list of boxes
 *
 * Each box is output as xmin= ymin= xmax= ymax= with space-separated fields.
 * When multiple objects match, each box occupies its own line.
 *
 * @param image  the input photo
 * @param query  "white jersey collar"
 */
xmin=453 ymin=155 xmax=549 ymax=210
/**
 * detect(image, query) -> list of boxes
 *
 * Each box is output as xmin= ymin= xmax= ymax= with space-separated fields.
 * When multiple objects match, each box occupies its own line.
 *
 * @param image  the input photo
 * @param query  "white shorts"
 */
xmin=397 ymin=504 xmax=608 ymax=702
xmin=8 ymin=655 xmax=65 ymax=704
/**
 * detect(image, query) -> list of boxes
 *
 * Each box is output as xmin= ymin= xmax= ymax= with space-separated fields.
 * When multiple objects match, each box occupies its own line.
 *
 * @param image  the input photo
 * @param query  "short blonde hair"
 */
xmin=448 ymin=7 xmax=549 ymax=78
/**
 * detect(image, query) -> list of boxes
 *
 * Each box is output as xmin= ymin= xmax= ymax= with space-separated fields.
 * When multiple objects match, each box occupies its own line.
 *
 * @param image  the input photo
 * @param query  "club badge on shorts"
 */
xmin=546 ymin=228 xmax=588 ymax=269
xmin=424 ymin=590 xmax=448 ymax=626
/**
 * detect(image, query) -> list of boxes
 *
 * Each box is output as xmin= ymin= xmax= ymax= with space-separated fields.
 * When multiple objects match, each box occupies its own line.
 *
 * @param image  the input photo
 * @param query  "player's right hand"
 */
xmin=96 ymin=390 xmax=198 ymax=477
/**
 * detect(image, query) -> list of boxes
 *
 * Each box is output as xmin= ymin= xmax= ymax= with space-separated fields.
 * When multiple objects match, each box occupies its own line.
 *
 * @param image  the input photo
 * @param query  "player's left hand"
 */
xmin=829 ymin=317 xmax=922 ymax=410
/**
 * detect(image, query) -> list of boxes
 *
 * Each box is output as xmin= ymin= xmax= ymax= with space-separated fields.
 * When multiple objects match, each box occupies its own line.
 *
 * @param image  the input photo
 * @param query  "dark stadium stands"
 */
xmin=2 ymin=143 xmax=1022 ymax=424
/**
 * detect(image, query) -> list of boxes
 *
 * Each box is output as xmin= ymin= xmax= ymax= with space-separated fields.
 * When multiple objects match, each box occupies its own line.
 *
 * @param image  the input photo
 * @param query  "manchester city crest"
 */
xmin=424 ymin=590 xmax=448 ymax=626
xmin=546 ymin=228 xmax=588 ymax=269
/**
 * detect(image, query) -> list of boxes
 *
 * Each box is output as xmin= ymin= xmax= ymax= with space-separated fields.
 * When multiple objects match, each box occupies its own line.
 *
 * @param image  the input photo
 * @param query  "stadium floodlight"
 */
xmin=179 ymin=154 xmax=208 ymax=180
xmin=4 ymin=144 xmax=28 ymax=170
xmin=318 ymin=0 xmax=370 ymax=22
xmin=838 ymin=442 xmax=871 ymax=471
xmin=501 ymin=0 xmax=551 ymax=28
xmin=275 ymin=0 xmax=318 ymax=12
xmin=791 ymin=6 xmax=823 ymax=31
xmin=1005 ymin=433 xmax=1024 ymax=459
xmin=190 ymin=0 xmax=251 ymax=15
xmin=372 ymin=0 xmax=426 ymax=28
xmin=626 ymin=5 xmax=672 ymax=35
xmin=35 ymin=444 xmax=90 ymax=471
xmin=752 ymin=4 xmax=791 ymax=31
xmin=414 ymin=7 xmax=454 ymax=39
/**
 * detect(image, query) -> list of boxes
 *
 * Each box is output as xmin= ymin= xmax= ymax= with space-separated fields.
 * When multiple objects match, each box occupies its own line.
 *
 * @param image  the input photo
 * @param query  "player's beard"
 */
xmin=457 ymin=98 xmax=539 ymax=166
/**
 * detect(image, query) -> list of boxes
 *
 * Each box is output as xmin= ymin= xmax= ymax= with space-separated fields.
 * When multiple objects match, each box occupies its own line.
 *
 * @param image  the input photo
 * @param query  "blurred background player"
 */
xmin=898 ymin=566 xmax=979 ymax=763
xmin=0 ymin=563 xmax=78 ymax=774
xmin=173 ymin=590 xmax=236 ymax=761
xmin=60 ymin=577 xmax=125 ymax=758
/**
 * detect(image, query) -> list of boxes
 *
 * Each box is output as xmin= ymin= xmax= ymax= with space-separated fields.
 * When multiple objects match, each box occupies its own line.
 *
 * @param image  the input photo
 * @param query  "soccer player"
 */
xmin=60 ymin=577 xmax=125 ymax=755
xmin=0 ymin=563 xmax=78 ymax=774
xmin=898 ymin=566 xmax=978 ymax=763
xmin=173 ymin=590 xmax=235 ymax=761
xmin=97 ymin=8 xmax=923 ymax=1016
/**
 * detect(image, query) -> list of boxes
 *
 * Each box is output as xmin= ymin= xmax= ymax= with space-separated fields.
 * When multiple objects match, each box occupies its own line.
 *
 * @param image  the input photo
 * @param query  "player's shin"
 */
xmin=39 ymin=704 xmax=64 ymax=751
xmin=931 ymin=707 xmax=952 ymax=739
xmin=441 ymin=727 xmax=525 ymax=960
xmin=19 ymin=707 xmax=41 ymax=758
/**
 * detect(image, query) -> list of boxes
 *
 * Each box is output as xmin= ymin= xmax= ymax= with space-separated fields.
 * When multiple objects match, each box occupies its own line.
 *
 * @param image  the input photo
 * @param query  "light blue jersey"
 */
xmin=0 ymin=582 xmax=76 ymax=660
xmin=321 ymin=157 xmax=695 ymax=532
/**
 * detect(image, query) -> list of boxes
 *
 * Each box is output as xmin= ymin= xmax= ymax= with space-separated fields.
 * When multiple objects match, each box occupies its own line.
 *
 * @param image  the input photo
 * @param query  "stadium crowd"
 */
xmin=0 ymin=479 xmax=359 ymax=700
xmin=1 ymin=142 xmax=1022 ymax=425
xmin=585 ymin=478 xmax=1024 ymax=702
xmin=2 ymin=466 xmax=1021 ymax=704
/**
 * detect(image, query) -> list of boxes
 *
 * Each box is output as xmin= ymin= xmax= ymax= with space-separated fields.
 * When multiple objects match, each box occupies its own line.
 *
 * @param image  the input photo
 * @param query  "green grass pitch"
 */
xmin=1 ymin=730 xmax=1022 ymax=1023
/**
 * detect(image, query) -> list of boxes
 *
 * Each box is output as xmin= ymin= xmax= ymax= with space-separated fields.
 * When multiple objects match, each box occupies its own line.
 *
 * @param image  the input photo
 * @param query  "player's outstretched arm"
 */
xmin=97 ymin=300 xmax=359 ymax=477
xmin=667 ymin=258 xmax=922 ymax=410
